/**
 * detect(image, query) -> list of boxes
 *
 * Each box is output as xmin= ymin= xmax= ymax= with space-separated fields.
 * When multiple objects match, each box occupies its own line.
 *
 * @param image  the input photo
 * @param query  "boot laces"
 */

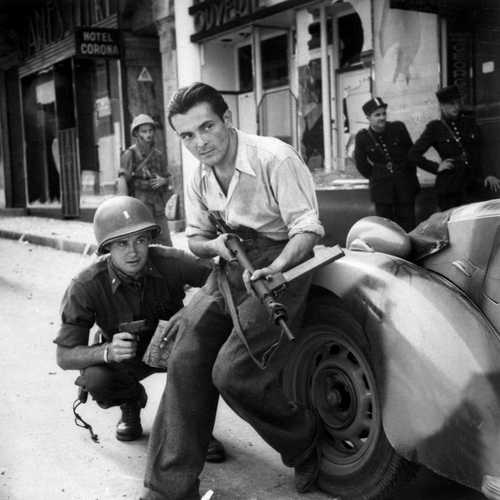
xmin=121 ymin=402 xmax=140 ymax=424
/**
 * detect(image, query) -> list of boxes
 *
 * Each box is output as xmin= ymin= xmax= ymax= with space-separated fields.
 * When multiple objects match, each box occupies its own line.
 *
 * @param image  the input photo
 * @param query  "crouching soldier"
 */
xmin=54 ymin=196 xmax=225 ymax=462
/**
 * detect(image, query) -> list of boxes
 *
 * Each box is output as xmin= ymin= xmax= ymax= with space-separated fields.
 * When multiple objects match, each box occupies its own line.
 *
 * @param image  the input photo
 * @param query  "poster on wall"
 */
xmin=374 ymin=0 xmax=441 ymax=179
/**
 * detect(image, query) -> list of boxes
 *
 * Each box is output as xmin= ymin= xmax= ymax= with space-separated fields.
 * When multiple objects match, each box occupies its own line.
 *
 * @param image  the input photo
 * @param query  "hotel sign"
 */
xmin=75 ymin=28 xmax=120 ymax=58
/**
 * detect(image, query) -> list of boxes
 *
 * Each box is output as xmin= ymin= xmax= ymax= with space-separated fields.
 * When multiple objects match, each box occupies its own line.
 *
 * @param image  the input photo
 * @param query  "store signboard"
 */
xmin=190 ymin=0 xmax=260 ymax=40
xmin=75 ymin=28 xmax=120 ymax=58
xmin=189 ymin=0 xmax=313 ymax=42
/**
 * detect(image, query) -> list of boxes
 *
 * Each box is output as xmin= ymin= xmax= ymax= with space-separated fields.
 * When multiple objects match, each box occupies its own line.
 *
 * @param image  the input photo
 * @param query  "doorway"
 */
xmin=332 ymin=7 xmax=370 ymax=175
xmin=22 ymin=70 xmax=61 ymax=205
xmin=235 ymin=29 xmax=297 ymax=146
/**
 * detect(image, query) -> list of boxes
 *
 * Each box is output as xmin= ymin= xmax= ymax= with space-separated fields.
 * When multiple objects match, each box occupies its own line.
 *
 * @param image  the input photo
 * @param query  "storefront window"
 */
xmin=75 ymin=58 xmax=122 ymax=207
xmin=238 ymin=44 xmax=253 ymax=92
xmin=22 ymin=57 xmax=123 ymax=212
xmin=261 ymin=34 xmax=289 ymax=89
xmin=338 ymin=12 xmax=363 ymax=67
xmin=297 ymin=6 xmax=368 ymax=186
xmin=22 ymin=70 xmax=61 ymax=206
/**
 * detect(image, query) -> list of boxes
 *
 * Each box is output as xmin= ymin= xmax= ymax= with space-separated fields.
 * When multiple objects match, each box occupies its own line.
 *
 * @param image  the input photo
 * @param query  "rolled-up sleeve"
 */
xmin=271 ymin=156 xmax=325 ymax=239
xmin=53 ymin=280 xmax=94 ymax=347
xmin=185 ymin=169 xmax=217 ymax=239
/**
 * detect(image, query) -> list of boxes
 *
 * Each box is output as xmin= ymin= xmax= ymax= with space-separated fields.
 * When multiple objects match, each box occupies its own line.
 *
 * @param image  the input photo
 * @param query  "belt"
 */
xmin=228 ymin=226 xmax=288 ymax=251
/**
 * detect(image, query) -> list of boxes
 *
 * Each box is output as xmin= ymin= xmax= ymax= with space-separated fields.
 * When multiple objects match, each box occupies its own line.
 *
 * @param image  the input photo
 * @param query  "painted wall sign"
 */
xmin=75 ymin=28 xmax=120 ymax=58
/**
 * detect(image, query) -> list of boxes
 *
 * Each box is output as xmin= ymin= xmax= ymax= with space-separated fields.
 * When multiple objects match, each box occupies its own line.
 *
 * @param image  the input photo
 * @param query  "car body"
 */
xmin=284 ymin=200 xmax=500 ymax=499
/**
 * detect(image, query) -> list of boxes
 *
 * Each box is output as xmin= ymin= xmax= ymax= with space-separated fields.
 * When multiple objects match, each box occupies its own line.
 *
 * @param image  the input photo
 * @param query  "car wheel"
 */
xmin=283 ymin=301 xmax=416 ymax=500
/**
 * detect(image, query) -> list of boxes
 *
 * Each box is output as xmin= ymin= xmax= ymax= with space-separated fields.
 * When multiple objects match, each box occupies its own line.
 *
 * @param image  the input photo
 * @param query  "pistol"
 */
xmin=118 ymin=320 xmax=150 ymax=336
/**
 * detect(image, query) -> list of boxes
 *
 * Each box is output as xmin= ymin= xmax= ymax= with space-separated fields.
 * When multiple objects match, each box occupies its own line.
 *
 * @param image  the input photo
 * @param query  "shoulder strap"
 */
xmin=367 ymin=128 xmax=392 ymax=163
xmin=130 ymin=146 xmax=155 ymax=176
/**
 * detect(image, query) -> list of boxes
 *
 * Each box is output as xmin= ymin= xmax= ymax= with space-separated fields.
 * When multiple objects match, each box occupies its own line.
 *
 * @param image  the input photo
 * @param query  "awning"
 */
xmin=390 ymin=0 xmax=474 ymax=15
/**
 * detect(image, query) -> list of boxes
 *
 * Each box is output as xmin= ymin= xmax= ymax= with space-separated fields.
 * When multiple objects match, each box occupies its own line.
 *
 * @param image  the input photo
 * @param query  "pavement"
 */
xmin=0 ymin=211 xmax=189 ymax=254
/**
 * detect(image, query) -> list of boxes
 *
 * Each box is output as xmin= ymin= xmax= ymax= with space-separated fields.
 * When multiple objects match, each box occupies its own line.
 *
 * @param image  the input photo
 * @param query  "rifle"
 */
xmin=208 ymin=211 xmax=344 ymax=342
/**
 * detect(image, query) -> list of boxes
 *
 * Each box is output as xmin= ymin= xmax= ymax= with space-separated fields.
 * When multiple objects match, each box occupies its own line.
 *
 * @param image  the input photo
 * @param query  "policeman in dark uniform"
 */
xmin=354 ymin=97 xmax=420 ymax=231
xmin=54 ymin=196 xmax=225 ymax=461
xmin=409 ymin=84 xmax=500 ymax=211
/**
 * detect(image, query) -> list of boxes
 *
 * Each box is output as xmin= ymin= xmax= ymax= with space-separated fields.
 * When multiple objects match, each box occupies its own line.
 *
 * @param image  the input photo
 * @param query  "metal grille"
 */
xmin=59 ymin=128 xmax=80 ymax=218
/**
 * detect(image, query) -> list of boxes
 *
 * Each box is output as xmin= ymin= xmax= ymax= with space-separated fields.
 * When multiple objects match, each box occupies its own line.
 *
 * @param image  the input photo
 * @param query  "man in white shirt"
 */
xmin=142 ymin=82 xmax=325 ymax=500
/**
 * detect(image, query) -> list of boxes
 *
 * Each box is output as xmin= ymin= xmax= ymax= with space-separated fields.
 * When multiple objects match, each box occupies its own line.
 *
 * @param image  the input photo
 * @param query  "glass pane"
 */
xmin=261 ymin=34 xmax=289 ymax=90
xmin=22 ymin=71 xmax=61 ymax=206
xmin=238 ymin=44 xmax=253 ymax=92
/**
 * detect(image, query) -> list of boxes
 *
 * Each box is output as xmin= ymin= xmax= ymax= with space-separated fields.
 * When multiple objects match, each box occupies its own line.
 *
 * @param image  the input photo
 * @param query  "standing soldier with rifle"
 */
xmin=54 ymin=196 xmax=226 ymax=462
xmin=117 ymin=114 xmax=173 ymax=246
xmin=142 ymin=82 xmax=325 ymax=500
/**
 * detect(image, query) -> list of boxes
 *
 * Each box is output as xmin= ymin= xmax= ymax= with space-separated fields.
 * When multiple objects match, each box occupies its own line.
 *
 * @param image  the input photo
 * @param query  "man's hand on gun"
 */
xmin=107 ymin=332 xmax=138 ymax=362
xmin=242 ymin=265 xmax=279 ymax=297
xmin=108 ymin=320 xmax=150 ymax=363
xmin=211 ymin=233 xmax=239 ymax=262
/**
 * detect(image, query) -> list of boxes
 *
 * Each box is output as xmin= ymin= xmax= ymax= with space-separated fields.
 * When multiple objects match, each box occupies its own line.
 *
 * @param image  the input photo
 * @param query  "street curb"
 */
xmin=0 ymin=229 xmax=97 ymax=255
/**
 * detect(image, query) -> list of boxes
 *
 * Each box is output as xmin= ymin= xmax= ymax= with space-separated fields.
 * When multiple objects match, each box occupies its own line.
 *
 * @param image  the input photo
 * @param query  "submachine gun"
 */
xmin=208 ymin=211 xmax=344 ymax=342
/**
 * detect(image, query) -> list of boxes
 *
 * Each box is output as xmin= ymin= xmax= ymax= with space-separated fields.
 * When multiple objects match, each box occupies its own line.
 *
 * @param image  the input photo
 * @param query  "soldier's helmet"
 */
xmin=93 ymin=196 xmax=160 ymax=255
xmin=130 ymin=113 xmax=156 ymax=136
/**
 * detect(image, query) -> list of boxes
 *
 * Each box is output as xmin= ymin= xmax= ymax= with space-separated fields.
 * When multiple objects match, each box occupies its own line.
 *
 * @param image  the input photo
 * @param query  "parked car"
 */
xmin=283 ymin=200 xmax=500 ymax=500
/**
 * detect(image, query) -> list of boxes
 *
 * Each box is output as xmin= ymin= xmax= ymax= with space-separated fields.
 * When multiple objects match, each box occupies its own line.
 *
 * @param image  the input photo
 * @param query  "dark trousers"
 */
xmin=75 ymin=359 xmax=163 ymax=408
xmin=437 ymin=193 xmax=465 ymax=212
xmin=374 ymin=202 xmax=416 ymax=232
xmin=143 ymin=244 xmax=317 ymax=500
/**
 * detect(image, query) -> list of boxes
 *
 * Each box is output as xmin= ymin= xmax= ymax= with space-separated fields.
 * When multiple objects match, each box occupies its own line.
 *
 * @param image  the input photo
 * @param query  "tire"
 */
xmin=283 ymin=296 xmax=416 ymax=500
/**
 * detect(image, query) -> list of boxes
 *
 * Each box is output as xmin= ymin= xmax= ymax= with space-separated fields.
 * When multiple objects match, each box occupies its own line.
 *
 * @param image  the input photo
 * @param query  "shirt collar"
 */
xmin=107 ymin=254 xmax=162 ymax=293
xmin=200 ymin=129 xmax=256 ymax=179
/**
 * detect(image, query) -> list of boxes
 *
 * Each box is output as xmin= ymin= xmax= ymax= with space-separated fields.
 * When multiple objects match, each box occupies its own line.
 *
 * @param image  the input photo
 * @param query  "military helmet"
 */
xmin=93 ymin=196 xmax=160 ymax=254
xmin=130 ymin=113 xmax=156 ymax=136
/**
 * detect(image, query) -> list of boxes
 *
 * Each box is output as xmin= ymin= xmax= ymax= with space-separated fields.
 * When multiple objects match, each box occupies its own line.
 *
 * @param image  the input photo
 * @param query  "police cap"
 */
xmin=436 ymin=85 xmax=461 ymax=104
xmin=362 ymin=97 xmax=388 ymax=116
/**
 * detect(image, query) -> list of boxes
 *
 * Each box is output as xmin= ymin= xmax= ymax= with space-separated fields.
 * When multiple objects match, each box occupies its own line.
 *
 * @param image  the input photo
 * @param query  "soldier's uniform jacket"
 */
xmin=409 ymin=114 xmax=481 ymax=196
xmin=119 ymin=144 xmax=171 ymax=216
xmin=354 ymin=121 xmax=420 ymax=203
xmin=54 ymin=246 xmax=210 ymax=356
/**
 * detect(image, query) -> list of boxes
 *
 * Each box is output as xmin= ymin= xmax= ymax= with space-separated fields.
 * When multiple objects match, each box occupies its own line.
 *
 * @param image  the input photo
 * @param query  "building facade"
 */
xmin=167 ymin=0 xmax=499 ymax=237
xmin=0 ymin=0 xmax=499 ymax=238
xmin=0 ymin=0 xmax=174 ymax=219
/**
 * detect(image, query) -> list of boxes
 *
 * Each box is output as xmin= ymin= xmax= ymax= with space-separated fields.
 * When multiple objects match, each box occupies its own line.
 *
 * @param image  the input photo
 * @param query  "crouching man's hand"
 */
xmin=142 ymin=312 xmax=185 ymax=369
xmin=107 ymin=332 xmax=138 ymax=362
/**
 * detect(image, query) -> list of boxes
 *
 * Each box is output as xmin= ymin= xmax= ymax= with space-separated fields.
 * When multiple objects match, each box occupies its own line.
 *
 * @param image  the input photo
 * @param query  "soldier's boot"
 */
xmin=116 ymin=386 xmax=148 ymax=442
xmin=206 ymin=435 xmax=226 ymax=463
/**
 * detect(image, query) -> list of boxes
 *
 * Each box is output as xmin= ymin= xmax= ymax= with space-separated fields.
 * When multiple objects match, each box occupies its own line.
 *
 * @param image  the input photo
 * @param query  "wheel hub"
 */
xmin=309 ymin=341 xmax=379 ymax=462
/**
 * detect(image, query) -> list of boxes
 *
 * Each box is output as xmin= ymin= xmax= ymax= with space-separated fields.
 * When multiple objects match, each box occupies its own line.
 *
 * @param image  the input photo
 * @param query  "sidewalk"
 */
xmin=0 ymin=212 xmax=189 ymax=254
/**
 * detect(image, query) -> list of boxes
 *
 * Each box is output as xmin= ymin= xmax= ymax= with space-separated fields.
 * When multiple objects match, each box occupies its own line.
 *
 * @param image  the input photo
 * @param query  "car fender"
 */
xmin=312 ymin=249 xmax=500 ymax=491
